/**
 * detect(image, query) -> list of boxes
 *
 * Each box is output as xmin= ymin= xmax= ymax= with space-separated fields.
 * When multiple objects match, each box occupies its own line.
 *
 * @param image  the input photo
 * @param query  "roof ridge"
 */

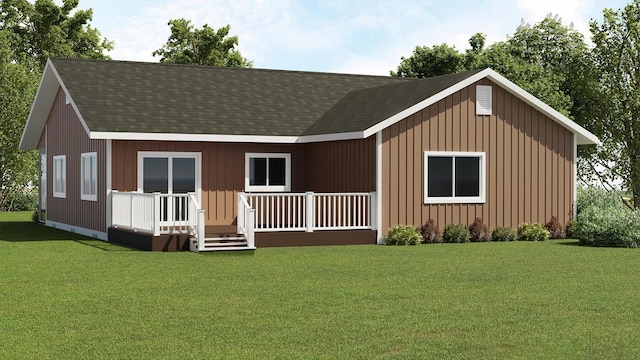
xmin=49 ymin=57 xmax=418 ymax=81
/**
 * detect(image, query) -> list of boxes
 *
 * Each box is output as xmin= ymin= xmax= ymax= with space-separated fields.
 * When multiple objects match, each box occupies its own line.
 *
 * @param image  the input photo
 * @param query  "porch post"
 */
xmin=237 ymin=192 xmax=245 ymax=235
xmin=305 ymin=191 xmax=314 ymax=232
xmin=153 ymin=192 xmax=161 ymax=236
xmin=197 ymin=209 xmax=205 ymax=251
xmin=369 ymin=191 xmax=377 ymax=231
xmin=247 ymin=208 xmax=256 ymax=248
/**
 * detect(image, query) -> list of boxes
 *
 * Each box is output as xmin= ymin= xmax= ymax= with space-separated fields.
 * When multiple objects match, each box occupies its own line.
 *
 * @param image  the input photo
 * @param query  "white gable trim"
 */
xmin=20 ymin=59 xmax=91 ymax=150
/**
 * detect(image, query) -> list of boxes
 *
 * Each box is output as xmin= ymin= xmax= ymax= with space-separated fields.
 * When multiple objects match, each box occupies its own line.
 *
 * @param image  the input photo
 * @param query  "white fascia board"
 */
xmin=19 ymin=59 xmax=91 ymax=150
xmin=90 ymin=131 xmax=367 ymax=144
xmin=483 ymin=70 xmax=600 ymax=145
xmin=91 ymin=131 xmax=300 ymax=143
xmin=363 ymin=69 xmax=494 ymax=138
xmin=362 ymin=68 xmax=600 ymax=146
xmin=20 ymin=60 xmax=58 ymax=150
xmin=296 ymin=131 xmax=363 ymax=143
xmin=48 ymin=62 xmax=92 ymax=137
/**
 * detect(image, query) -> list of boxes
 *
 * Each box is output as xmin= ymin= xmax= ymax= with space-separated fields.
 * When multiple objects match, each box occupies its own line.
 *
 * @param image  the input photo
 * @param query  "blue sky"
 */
xmin=69 ymin=0 xmax=629 ymax=75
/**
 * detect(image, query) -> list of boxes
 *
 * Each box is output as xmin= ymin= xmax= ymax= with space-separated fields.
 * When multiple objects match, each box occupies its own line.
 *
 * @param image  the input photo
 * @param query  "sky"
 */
xmin=66 ymin=0 xmax=629 ymax=76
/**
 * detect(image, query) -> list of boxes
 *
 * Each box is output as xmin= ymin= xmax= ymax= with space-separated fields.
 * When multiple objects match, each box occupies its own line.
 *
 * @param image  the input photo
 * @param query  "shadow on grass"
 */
xmin=554 ymin=240 xmax=583 ymax=246
xmin=73 ymin=239 xmax=140 ymax=251
xmin=197 ymin=249 xmax=256 ymax=257
xmin=0 ymin=222 xmax=91 ymax=242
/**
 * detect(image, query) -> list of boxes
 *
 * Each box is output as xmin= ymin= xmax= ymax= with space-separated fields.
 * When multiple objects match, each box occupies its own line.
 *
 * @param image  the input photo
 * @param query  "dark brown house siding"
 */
xmin=381 ymin=79 xmax=574 ymax=233
xmin=304 ymin=137 xmax=376 ymax=193
xmin=111 ymin=139 xmax=375 ymax=226
xmin=46 ymin=88 xmax=107 ymax=234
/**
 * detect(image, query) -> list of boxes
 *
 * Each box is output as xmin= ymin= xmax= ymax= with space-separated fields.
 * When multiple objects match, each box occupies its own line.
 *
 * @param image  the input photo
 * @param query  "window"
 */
xmin=81 ymin=152 xmax=98 ymax=201
xmin=245 ymin=153 xmax=291 ymax=192
xmin=476 ymin=85 xmax=492 ymax=115
xmin=53 ymin=155 xmax=66 ymax=198
xmin=424 ymin=151 xmax=485 ymax=204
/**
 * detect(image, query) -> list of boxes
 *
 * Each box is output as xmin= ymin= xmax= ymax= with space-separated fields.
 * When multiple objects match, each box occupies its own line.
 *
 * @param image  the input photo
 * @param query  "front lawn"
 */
xmin=1 ymin=211 xmax=639 ymax=359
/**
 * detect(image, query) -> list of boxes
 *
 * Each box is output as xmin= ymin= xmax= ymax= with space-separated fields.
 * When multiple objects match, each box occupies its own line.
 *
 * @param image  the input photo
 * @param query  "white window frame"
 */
xmin=53 ymin=155 xmax=66 ymax=198
xmin=424 ymin=151 xmax=486 ymax=204
xmin=81 ymin=152 xmax=98 ymax=201
xmin=245 ymin=153 xmax=291 ymax=192
xmin=476 ymin=85 xmax=492 ymax=115
xmin=136 ymin=152 xmax=202 ymax=203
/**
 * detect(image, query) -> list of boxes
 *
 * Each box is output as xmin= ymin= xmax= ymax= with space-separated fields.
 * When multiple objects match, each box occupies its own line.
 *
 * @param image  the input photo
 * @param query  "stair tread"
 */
xmin=198 ymin=246 xmax=256 ymax=252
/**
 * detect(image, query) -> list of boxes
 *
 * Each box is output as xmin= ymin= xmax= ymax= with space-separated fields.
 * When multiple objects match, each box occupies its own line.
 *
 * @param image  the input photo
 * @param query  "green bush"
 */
xmin=577 ymin=186 xmax=625 ymax=215
xmin=385 ymin=225 xmax=422 ymax=245
xmin=517 ymin=223 xmax=549 ymax=242
xmin=544 ymin=216 xmax=565 ymax=239
xmin=419 ymin=219 xmax=441 ymax=243
xmin=443 ymin=223 xmax=471 ymax=243
xmin=564 ymin=219 xmax=578 ymax=239
xmin=491 ymin=227 xmax=517 ymax=242
xmin=1 ymin=189 xmax=39 ymax=211
xmin=468 ymin=218 xmax=490 ymax=242
xmin=576 ymin=206 xmax=640 ymax=248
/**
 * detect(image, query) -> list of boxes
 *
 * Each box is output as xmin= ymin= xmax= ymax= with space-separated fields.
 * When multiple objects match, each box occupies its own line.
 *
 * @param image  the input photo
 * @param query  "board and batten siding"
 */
xmin=111 ymin=138 xmax=375 ymax=226
xmin=381 ymin=79 xmax=574 ymax=233
xmin=46 ymin=88 xmax=107 ymax=234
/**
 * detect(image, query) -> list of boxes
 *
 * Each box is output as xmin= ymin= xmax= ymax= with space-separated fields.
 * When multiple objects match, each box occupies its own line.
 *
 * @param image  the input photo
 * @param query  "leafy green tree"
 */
xmin=152 ymin=18 xmax=252 ymax=67
xmin=589 ymin=0 xmax=640 ymax=207
xmin=391 ymin=43 xmax=462 ymax=78
xmin=0 ymin=0 xmax=111 ymax=210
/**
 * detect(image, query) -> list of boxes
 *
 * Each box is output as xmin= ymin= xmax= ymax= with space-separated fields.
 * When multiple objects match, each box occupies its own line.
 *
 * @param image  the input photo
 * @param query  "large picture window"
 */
xmin=245 ymin=153 xmax=291 ymax=192
xmin=53 ymin=155 xmax=66 ymax=198
xmin=424 ymin=151 xmax=485 ymax=204
xmin=81 ymin=152 xmax=98 ymax=201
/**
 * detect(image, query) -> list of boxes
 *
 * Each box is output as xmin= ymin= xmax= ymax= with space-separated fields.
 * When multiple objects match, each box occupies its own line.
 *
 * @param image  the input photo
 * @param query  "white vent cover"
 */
xmin=476 ymin=85 xmax=492 ymax=115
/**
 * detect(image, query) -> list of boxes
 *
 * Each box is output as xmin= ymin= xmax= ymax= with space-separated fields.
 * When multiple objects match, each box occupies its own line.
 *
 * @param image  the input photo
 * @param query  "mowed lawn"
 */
xmin=2 ymin=212 xmax=640 ymax=359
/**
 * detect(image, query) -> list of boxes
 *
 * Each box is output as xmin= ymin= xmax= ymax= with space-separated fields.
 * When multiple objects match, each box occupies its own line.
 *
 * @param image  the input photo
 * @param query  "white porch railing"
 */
xmin=111 ymin=191 xmax=204 ymax=244
xmin=239 ymin=192 xmax=376 ymax=233
xmin=236 ymin=195 xmax=256 ymax=248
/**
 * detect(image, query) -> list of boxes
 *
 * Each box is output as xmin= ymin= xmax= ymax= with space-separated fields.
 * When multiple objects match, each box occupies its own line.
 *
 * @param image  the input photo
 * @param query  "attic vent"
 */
xmin=476 ymin=85 xmax=492 ymax=115
xmin=65 ymin=93 xmax=71 ymax=105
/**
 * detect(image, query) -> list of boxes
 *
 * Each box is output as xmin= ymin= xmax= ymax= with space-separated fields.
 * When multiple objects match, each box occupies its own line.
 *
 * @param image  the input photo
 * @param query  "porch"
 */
xmin=109 ymin=191 xmax=377 ymax=251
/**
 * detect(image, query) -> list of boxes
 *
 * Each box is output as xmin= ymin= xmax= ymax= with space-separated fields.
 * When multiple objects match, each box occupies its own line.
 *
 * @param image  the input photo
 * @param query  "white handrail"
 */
xmin=238 ymin=192 xmax=255 ymax=247
xmin=242 ymin=192 xmax=374 ymax=232
xmin=111 ymin=191 xmax=205 ymax=243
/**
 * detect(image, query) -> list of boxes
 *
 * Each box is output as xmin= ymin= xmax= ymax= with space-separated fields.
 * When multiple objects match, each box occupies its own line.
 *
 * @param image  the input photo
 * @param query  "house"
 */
xmin=20 ymin=58 xmax=599 ymax=251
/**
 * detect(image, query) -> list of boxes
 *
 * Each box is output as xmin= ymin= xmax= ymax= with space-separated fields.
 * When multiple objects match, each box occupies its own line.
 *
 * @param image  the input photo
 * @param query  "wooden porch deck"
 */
xmin=108 ymin=225 xmax=376 ymax=251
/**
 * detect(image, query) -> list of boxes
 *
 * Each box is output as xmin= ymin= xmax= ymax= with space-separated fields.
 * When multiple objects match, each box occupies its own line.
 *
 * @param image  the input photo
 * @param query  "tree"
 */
xmin=589 ymin=0 xmax=640 ymax=207
xmin=0 ymin=0 xmax=112 ymax=210
xmin=391 ymin=43 xmax=462 ymax=78
xmin=152 ymin=19 xmax=251 ymax=67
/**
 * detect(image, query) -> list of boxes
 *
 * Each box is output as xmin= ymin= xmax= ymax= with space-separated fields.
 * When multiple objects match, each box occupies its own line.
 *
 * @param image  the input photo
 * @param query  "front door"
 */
xmin=138 ymin=152 xmax=201 ymax=225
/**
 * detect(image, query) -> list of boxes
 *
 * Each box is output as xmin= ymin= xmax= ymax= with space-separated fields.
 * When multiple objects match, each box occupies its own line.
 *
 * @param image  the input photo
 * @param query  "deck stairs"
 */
xmin=190 ymin=225 xmax=256 ymax=252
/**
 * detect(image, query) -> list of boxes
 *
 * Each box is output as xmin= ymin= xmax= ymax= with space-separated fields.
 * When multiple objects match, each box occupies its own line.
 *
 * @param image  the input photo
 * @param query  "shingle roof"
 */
xmin=52 ymin=58 xmax=419 ymax=136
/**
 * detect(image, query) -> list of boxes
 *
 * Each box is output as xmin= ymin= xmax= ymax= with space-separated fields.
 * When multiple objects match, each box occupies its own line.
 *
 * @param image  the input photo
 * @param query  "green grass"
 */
xmin=2 ymin=211 xmax=640 ymax=359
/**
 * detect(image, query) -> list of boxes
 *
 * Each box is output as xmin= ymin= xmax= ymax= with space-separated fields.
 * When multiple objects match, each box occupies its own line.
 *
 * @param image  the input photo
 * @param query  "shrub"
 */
xmin=1 ymin=188 xmax=38 ymax=211
xmin=491 ymin=227 xmax=517 ymax=242
xmin=577 ymin=186 xmax=626 ymax=215
xmin=468 ymin=218 xmax=490 ymax=242
xmin=385 ymin=225 xmax=422 ymax=245
xmin=419 ymin=219 xmax=441 ymax=243
xmin=576 ymin=206 xmax=640 ymax=248
xmin=564 ymin=219 xmax=578 ymax=239
xmin=517 ymin=222 xmax=549 ymax=241
xmin=544 ymin=216 xmax=565 ymax=239
xmin=443 ymin=223 xmax=470 ymax=243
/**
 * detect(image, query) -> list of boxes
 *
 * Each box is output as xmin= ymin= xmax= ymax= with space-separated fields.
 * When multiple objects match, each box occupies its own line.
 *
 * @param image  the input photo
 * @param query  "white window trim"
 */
xmin=424 ymin=151 xmax=486 ymax=204
xmin=476 ymin=85 xmax=492 ymax=115
xmin=81 ymin=152 xmax=98 ymax=201
xmin=53 ymin=155 xmax=66 ymax=198
xmin=245 ymin=153 xmax=291 ymax=192
xmin=136 ymin=152 xmax=202 ymax=202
